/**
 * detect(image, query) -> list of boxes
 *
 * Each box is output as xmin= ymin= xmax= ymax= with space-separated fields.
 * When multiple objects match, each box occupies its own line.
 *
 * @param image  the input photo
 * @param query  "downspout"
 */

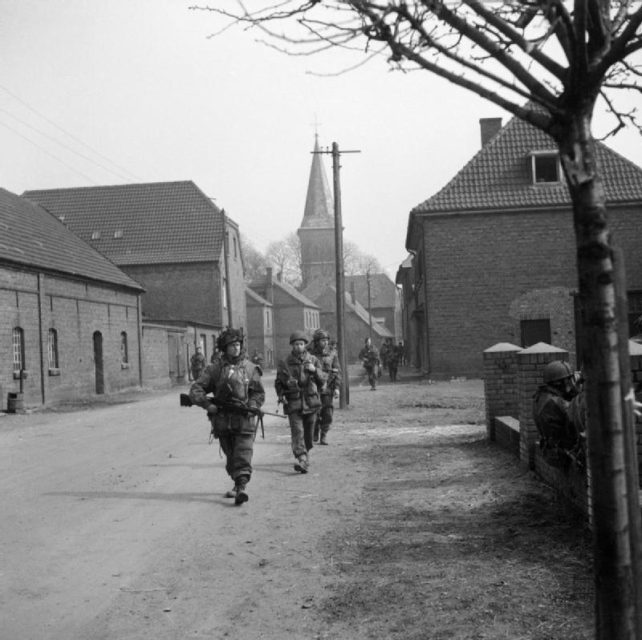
xmin=37 ymin=272 xmax=46 ymax=405
xmin=136 ymin=292 xmax=143 ymax=387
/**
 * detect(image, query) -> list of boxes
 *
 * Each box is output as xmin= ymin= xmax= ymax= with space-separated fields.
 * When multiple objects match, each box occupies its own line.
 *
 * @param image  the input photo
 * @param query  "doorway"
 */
xmin=93 ymin=331 xmax=104 ymax=394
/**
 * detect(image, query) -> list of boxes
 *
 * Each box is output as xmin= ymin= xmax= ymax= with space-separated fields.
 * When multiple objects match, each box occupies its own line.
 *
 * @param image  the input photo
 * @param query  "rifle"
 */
xmin=179 ymin=393 xmax=286 ymax=440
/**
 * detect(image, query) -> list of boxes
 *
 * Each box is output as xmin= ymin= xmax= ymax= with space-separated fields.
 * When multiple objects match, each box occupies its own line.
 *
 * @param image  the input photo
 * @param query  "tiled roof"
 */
xmin=0 ymin=188 xmax=142 ymax=290
xmin=23 ymin=181 xmax=225 ymax=265
xmin=413 ymin=115 xmax=642 ymax=214
xmin=345 ymin=273 xmax=398 ymax=308
xmin=246 ymin=286 xmax=272 ymax=306
xmin=249 ymin=275 xmax=320 ymax=308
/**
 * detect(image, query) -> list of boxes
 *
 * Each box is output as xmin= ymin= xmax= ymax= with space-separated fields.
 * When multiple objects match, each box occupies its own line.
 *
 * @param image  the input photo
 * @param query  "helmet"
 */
xmin=217 ymin=328 xmax=243 ymax=351
xmin=313 ymin=329 xmax=329 ymax=341
xmin=543 ymin=360 xmax=573 ymax=384
xmin=289 ymin=330 xmax=309 ymax=344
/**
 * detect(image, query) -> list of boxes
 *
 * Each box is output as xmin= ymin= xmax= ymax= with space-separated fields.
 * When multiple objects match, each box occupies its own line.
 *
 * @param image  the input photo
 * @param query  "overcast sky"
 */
xmin=2 ymin=1 xmax=641 ymax=277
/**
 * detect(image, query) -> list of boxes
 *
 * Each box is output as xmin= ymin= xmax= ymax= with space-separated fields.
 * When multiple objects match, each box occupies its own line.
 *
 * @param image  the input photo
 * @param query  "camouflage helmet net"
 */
xmin=313 ymin=329 xmax=330 ymax=341
xmin=217 ymin=328 xmax=244 ymax=352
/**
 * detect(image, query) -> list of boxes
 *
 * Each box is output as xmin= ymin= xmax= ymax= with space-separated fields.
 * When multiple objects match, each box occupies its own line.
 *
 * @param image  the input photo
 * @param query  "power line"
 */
xmin=0 ymin=120 xmax=99 ymax=185
xmin=0 ymin=83 xmax=143 ymax=182
xmin=0 ymin=107 xmax=137 ymax=182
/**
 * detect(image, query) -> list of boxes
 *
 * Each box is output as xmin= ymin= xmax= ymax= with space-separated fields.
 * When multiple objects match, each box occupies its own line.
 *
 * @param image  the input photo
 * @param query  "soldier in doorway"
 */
xmin=190 ymin=346 xmax=206 ymax=381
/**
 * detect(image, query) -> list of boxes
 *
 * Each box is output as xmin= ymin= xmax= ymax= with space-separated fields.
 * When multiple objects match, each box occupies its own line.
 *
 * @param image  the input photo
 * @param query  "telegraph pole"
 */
xmin=314 ymin=141 xmax=360 ymax=408
xmin=366 ymin=269 xmax=373 ymax=340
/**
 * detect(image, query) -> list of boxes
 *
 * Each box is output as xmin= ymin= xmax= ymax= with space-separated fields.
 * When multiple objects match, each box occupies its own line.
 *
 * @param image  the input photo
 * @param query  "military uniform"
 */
xmin=387 ymin=343 xmax=402 ymax=382
xmin=532 ymin=360 xmax=583 ymax=468
xmin=308 ymin=329 xmax=342 ymax=445
xmin=190 ymin=349 xmax=206 ymax=381
xmin=189 ymin=330 xmax=265 ymax=504
xmin=275 ymin=331 xmax=326 ymax=473
xmin=358 ymin=339 xmax=380 ymax=390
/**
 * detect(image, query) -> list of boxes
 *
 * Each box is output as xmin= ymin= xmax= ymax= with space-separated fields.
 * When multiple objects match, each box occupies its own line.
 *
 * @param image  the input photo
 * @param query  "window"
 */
xmin=12 ymin=327 xmax=24 ymax=374
xmin=222 ymin=279 xmax=228 ymax=309
xmin=531 ymin=152 xmax=561 ymax=184
xmin=91 ymin=230 xmax=101 ymax=240
xmin=266 ymin=309 xmax=271 ymax=329
xmin=120 ymin=332 xmax=129 ymax=365
xmin=114 ymin=229 xmax=123 ymax=239
xmin=233 ymin=237 xmax=238 ymax=259
xmin=48 ymin=329 xmax=59 ymax=369
xmin=520 ymin=319 xmax=551 ymax=348
xmin=200 ymin=334 xmax=207 ymax=360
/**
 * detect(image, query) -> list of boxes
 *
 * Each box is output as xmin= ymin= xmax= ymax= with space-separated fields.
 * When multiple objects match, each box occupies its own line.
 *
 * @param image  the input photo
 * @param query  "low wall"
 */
xmin=484 ymin=340 xmax=638 ymax=518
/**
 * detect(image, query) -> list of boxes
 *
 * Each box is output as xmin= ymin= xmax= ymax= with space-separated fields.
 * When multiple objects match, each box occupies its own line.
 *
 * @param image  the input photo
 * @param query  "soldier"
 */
xmin=275 ymin=330 xmax=326 ymax=474
xmin=189 ymin=328 xmax=265 ymax=505
xmin=387 ymin=341 xmax=402 ymax=383
xmin=190 ymin=346 xmax=206 ymax=381
xmin=358 ymin=336 xmax=380 ymax=390
xmin=532 ymin=360 xmax=583 ymax=468
xmin=308 ymin=329 xmax=342 ymax=445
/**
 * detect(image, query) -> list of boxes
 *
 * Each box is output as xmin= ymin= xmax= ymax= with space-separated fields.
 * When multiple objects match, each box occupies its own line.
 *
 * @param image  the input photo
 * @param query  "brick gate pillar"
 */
xmin=483 ymin=343 xmax=522 ymax=441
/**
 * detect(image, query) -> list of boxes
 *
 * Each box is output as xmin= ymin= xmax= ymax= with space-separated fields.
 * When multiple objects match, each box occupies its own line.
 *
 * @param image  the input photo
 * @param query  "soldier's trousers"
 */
xmin=289 ymin=411 xmax=318 ymax=458
xmin=218 ymin=431 xmax=256 ymax=482
xmin=315 ymin=395 xmax=334 ymax=437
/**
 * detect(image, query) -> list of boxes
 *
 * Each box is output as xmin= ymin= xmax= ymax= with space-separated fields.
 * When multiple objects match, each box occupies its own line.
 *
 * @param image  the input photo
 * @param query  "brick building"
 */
xmin=405 ymin=115 xmax=642 ymax=377
xmin=249 ymin=267 xmax=320 ymax=362
xmin=23 ymin=181 xmax=247 ymax=374
xmin=245 ymin=287 xmax=274 ymax=368
xmin=0 ymin=187 xmax=144 ymax=410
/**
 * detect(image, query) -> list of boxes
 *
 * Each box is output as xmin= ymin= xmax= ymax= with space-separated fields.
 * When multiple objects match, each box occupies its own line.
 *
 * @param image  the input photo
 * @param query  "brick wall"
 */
xmin=422 ymin=205 xmax=642 ymax=377
xmin=0 ymin=265 xmax=141 ymax=409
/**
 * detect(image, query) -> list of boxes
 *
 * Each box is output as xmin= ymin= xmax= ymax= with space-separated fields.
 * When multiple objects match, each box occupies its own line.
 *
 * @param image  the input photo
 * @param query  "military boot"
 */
xmin=234 ymin=476 xmax=249 ymax=505
xmin=319 ymin=433 xmax=328 ymax=445
xmin=294 ymin=455 xmax=309 ymax=474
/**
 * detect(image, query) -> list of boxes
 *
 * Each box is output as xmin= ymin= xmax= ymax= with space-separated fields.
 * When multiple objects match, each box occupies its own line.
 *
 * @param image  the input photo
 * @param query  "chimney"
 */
xmin=265 ymin=267 xmax=274 ymax=304
xmin=479 ymin=117 xmax=502 ymax=147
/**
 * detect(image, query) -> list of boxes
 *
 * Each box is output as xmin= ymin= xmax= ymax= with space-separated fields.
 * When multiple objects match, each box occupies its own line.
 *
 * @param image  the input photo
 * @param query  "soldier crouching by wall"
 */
xmin=189 ymin=328 xmax=265 ymax=505
xmin=532 ymin=360 xmax=585 ymax=470
xmin=275 ymin=330 xmax=326 ymax=474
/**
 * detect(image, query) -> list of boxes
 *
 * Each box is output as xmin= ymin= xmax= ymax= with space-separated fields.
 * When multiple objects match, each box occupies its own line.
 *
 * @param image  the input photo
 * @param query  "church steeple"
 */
xmin=300 ymin=134 xmax=334 ymax=228
xmin=298 ymin=135 xmax=336 ymax=290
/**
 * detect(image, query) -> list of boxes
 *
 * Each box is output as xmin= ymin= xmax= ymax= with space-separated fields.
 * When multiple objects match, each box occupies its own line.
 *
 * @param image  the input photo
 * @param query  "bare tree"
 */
xmin=191 ymin=2 xmax=642 ymax=637
xmin=240 ymin=234 xmax=270 ymax=284
xmin=265 ymin=232 xmax=303 ymax=288
xmin=344 ymin=239 xmax=382 ymax=276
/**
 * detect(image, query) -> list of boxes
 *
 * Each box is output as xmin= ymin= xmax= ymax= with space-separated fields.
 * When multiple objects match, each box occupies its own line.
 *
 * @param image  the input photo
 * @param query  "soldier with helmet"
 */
xmin=308 ymin=328 xmax=342 ymax=445
xmin=275 ymin=330 xmax=327 ymax=473
xmin=532 ymin=360 xmax=584 ymax=466
xmin=189 ymin=328 xmax=265 ymax=505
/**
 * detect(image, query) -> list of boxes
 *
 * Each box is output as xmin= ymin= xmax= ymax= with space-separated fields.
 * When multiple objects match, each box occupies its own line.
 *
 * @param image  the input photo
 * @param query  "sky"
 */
xmin=2 ymin=1 xmax=642 ymax=278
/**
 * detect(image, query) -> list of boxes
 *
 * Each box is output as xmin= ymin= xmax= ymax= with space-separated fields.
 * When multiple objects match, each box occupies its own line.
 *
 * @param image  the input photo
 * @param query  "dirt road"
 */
xmin=0 ymin=370 xmax=593 ymax=639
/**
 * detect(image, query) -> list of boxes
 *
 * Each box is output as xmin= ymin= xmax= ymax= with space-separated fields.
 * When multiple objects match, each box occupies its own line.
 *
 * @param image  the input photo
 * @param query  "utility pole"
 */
xmin=366 ymin=269 xmax=373 ymax=341
xmin=313 ymin=141 xmax=360 ymax=408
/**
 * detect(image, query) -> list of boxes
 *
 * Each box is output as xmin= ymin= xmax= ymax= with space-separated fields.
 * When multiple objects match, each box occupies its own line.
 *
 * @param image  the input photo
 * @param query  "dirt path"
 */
xmin=0 ymin=371 xmax=594 ymax=639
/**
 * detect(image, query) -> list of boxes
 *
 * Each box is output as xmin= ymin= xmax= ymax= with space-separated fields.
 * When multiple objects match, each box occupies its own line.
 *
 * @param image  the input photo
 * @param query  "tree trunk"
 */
xmin=557 ymin=111 xmax=640 ymax=639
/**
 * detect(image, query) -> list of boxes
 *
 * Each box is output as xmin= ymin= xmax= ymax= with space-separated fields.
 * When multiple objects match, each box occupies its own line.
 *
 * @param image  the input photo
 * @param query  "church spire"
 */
xmin=300 ymin=135 xmax=334 ymax=229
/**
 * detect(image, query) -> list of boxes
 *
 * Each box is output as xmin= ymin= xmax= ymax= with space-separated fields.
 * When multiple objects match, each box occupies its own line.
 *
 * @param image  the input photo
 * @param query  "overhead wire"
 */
xmin=0 ymin=83 xmax=143 ymax=183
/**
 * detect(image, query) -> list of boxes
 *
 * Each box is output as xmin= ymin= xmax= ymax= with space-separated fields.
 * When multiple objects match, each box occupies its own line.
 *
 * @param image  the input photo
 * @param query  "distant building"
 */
xmin=249 ymin=267 xmax=320 ymax=361
xmin=24 ymin=181 xmax=247 ymax=378
xmin=245 ymin=287 xmax=274 ymax=369
xmin=404 ymin=114 xmax=642 ymax=377
xmin=0 ymin=187 xmax=144 ymax=409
